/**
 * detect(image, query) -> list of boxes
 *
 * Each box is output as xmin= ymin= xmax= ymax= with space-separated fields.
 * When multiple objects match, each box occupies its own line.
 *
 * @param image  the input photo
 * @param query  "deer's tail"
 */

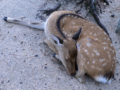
xmin=3 ymin=17 xmax=44 ymax=30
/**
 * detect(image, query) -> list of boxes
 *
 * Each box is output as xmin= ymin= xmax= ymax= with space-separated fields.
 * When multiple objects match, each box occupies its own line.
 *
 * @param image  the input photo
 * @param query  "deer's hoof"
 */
xmin=3 ymin=17 xmax=8 ymax=21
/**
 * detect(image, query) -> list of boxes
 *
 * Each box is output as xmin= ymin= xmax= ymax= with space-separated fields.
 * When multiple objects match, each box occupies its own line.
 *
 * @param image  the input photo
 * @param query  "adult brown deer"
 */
xmin=3 ymin=11 xmax=116 ymax=84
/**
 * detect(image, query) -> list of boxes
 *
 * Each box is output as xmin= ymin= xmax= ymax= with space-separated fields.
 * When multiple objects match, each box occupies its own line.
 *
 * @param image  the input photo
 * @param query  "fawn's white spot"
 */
xmin=63 ymin=31 xmax=67 ymax=35
xmin=84 ymin=33 xmax=86 ymax=35
xmin=63 ymin=18 xmax=67 ymax=23
xmin=84 ymin=49 xmax=88 ymax=52
xmin=96 ymin=68 xmax=102 ymax=71
xmin=91 ymin=27 xmax=93 ymax=28
xmin=93 ymin=50 xmax=100 ymax=55
xmin=87 ymin=38 xmax=91 ymax=41
xmin=92 ymin=60 xmax=95 ymax=64
xmin=107 ymin=51 xmax=109 ymax=54
xmin=108 ymin=38 xmax=110 ymax=41
xmin=92 ymin=53 xmax=94 ymax=56
xmin=110 ymin=44 xmax=113 ymax=47
xmin=72 ymin=22 xmax=75 ymax=25
xmin=99 ymin=59 xmax=105 ymax=62
xmin=67 ymin=34 xmax=72 ymax=37
xmin=90 ymin=32 xmax=92 ymax=35
xmin=96 ymin=52 xmax=100 ymax=56
xmin=84 ymin=49 xmax=89 ymax=55
xmin=103 ymin=47 xmax=108 ymax=50
xmin=108 ymin=55 xmax=111 ymax=59
xmin=86 ymin=43 xmax=91 ymax=47
xmin=93 ymin=50 xmax=97 ymax=52
xmin=102 ymin=42 xmax=107 ymax=44
xmin=103 ymin=32 xmax=106 ymax=35
xmin=113 ymin=57 xmax=116 ymax=60
xmin=104 ymin=37 xmax=106 ymax=40
xmin=87 ymin=62 xmax=89 ymax=64
xmin=102 ymin=63 xmax=106 ymax=66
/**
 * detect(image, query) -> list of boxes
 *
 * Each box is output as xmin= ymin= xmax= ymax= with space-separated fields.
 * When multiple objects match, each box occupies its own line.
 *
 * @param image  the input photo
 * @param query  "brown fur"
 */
xmin=47 ymin=11 xmax=116 ymax=83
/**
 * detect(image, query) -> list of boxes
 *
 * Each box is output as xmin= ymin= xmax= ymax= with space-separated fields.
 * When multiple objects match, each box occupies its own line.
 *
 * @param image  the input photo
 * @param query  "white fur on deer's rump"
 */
xmin=94 ymin=75 xmax=113 ymax=84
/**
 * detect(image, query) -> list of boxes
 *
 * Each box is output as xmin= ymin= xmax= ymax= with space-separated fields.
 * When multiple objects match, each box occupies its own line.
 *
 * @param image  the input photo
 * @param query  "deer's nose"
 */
xmin=71 ymin=73 xmax=76 ymax=76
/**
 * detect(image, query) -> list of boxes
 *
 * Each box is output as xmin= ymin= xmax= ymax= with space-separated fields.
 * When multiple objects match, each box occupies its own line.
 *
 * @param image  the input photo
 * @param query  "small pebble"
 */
xmin=1 ymin=81 xmax=4 ymax=84
xmin=20 ymin=41 xmax=23 ymax=44
xmin=44 ymin=66 xmax=47 ymax=69
xmin=111 ymin=14 xmax=115 ymax=17
xmin=110 ymin=1 xmax=112 ymax=3
xmin=58 ymin=78 xmax=60 ymax=80
xmin=34 ymin=55 xmax=38 ymax=57
xmin=8 ymin=80 xmax=10 ymax=82
xmin=23 ymin=60 xmax=26 ymax=62
xmin=20 ymin=82 xmax=23 ymax=84
xmin=23 ymin=34 xmax=26 ymax=36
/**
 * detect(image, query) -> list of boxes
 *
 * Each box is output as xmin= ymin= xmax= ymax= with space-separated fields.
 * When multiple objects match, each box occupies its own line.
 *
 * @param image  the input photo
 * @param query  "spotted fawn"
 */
xmin=4 ymin=11 xmax=116 ymax=83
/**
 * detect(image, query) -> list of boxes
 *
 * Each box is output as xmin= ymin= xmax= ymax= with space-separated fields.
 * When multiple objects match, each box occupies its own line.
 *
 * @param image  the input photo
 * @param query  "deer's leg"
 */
xmin=44 ymin=38 xmax=61 ymax=60
xmin=3 ymin=17 xmax=44 ymax=30
xmin=75 ymin=57 xmax=85 ymax=83
xmin=44 ymin=37 xmax=59 ymax=55
xmin=75 ymin=69 xmax=85 ymax=83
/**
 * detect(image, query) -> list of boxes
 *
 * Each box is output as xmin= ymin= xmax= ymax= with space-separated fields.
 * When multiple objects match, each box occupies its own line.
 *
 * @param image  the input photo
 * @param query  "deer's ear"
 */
xmin=72 ymin=27 xmax=82 ymax=41
xmin=51 ymin=34 xmax=63 ymax=46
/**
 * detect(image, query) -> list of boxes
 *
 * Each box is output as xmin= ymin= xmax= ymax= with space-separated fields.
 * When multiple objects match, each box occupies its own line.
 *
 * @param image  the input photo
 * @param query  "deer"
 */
xmin=3 ymin=11 xmax=116 ymax=84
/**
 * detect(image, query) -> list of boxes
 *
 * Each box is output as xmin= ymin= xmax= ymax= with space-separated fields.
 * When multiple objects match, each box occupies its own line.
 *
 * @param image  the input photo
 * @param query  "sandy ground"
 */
xmin=0 ymin=0 xmax=120 ymax=90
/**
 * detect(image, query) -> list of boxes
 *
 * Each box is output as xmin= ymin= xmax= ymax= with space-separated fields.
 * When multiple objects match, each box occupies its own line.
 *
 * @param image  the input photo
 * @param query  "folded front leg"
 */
xmin=44 ymin=37 xmax=58 ymax=55
xmin=75 ymin=70 xmax=85 ymax=83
